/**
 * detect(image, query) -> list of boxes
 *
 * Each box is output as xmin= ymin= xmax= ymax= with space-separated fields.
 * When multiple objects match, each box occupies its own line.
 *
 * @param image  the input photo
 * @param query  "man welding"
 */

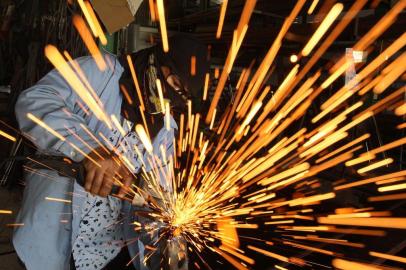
xmin=13 ymin=35 xmax=209 ymax=270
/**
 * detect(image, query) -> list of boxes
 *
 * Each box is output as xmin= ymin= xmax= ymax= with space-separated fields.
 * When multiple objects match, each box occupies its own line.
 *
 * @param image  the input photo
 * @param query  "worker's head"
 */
xmin=120 ymin=34 xmax=210 ymax=124
xmin=153 ymin=34 xmax=210 ymax=113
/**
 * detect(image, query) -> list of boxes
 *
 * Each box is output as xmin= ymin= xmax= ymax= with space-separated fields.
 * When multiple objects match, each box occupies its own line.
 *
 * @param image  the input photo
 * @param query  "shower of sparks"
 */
xmin=1 ymin=0 xmax=405 ymax=269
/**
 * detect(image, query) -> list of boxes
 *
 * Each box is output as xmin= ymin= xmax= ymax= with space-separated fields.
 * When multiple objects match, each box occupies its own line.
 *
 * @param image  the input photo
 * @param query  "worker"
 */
xmin=13 ymin=35 xmax=209 ymax=270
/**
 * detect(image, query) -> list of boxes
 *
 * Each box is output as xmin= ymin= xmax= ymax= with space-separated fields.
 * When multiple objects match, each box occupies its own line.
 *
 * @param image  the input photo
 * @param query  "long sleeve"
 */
xmin=15 ymin=55 xmax=121 ymax=162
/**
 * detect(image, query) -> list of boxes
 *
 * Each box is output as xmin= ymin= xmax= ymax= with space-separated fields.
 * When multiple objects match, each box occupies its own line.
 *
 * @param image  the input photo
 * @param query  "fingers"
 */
xmin=117 ymin=168 xmax=133 ymax=198
xmin=84 ymin=167 xmax=95 ymax=192
xmin=84 ymin=155 xmax=133 ymax=198
xmin=131 ymin=193 xmax=146 ymax=206
xmin=99 ymin=175 xmax=114 ymax=197
xmin=90 ymin=167 xmax=106 ymax=195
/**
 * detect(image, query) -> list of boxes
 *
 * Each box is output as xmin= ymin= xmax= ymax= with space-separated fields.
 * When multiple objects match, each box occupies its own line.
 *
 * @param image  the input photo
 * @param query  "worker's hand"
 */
xmin=117 ymin=165 xmax=134 ymax=198
xmin=83 ymin=147 xmax=122 ymax=197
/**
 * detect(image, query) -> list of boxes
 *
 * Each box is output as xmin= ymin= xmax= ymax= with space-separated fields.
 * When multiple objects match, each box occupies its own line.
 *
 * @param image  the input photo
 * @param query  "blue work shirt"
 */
xmin=13 ymin=54 xmax=176 ymax=269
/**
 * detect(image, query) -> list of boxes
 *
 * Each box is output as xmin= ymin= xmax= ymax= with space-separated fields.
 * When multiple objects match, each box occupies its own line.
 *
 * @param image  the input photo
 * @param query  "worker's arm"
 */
xmin=15 ymin=55 xmax=118 ymax=160
xmin=15 ymin=54 xmax=128 ymax=196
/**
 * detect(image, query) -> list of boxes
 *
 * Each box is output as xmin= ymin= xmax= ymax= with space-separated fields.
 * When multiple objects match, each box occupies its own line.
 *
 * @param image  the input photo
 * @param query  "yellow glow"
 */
xmin=290 ymin=54 xmax=298 ymax=63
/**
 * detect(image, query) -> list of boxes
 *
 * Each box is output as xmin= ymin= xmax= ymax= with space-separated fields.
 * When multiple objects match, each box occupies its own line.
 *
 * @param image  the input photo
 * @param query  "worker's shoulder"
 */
xmin=74 ymin=52 xmax=123 ymax=76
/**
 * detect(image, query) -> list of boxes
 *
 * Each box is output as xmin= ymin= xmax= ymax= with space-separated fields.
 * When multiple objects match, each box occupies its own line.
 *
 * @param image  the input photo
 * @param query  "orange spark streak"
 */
xmin=120 ymin=85 xmax=133 ymax=105
xmin=335 ymin=170 xmax=406 ymax=190
xmin=45 ymin=197 xmax=72 ymax=203
xmin=219 ymin=245 xmax=255 ymax=265
xmin=190 ymin=55 xmax=196 ymax=76
xmin=259 ymin=163 xmax=309 ymax=186
xmin=0 ymin=130 xmax=16 ymax=142
xmin=209 ymin=109 xmax=217 ymax=130
xmin=80 ymin=126 xmax=109 ymax=155
xmin=302 ymin=3 xmax=343 ymax=56
xmin=165 ymin=102 xmax=170 ymax=131
xmin=216 ymin=0 xmax=228 ymax=39
xmin=318 ymin=217 xmax=406 ymax=229
xmin=148 ymin=0 xmax=156 ymax=21
xmin=292 ymin=235 xmax=365 ymax=248
xmin=135 ymin=124 xmax=153 ymax=153
xmin=6 ymin=223 xmax=24 ymax=227
xmin=369 ymin=251 xmax=406 ymax=264
xmin=111 ymin=114 xmax=126 ymax=136
xmin=289 ymin=192 xmax=335 ymax=207
xmin=247 ymin=245 xmax=289 ymax=262
xmin=265 ymin=220 xmax=294 ymax=225
xmin=44 ymin=45 xmax=110 ymax=127
xmin=332 ymin=259 xmax=382 ymax=270
xmin=357 ymin=158 xmax=393 ymax=174
xmin=77 ymin=0 xmax=98 ymax=37
xmin=374 ymin=52 xmax=406 ymax=94
xmin=156 ymin=79 xmax=166 ymax=114
xmin=397 ymin=123 xmax=406 ymax=129
xmin=126 ymin=55 xmax=145 ymax=111
xmin=283 ymin=241 xmax=336 ymax=256
xmin=287 ymin=0 xmax=367 ymax=98
xmin=27 ymin=113 xmax=65 ymax=141
xmin=316 ymin=133 xmax=370 ymax=164
xmin=63 ymin=51 xmax=104 ymax=107
xmin=395 ymin=103 xmax=406 ymax=116
xmin=369 ymin=193 xmax=406 ymax=202
xmin=203 ymin=73 xmax=210 ymax=101
xmin=72 ymin=15 xmax=106 ymax=71
xmin=307 ymin=0 xmax=319 ymax=14
xmin=156 ymin=0 xmax=169 ymax=52
xmin=205 ymin=0 xmax=258 ymax=124
xmin=0 ymin=210 xmax=12 ymax=214
xmin=378 ymin=183 xmax=406 ymax=192
xmin=214 ymin=248 xmax=248 ymax=270
xmin=321 ymin=61 xmax=350 ymax=89
xmin=376 ymin=176 xmax=406 ymax=185
xmin=84 ymin=1 xmax=107 ymax=45
xmin=345 ymin=153 xmax=375 ymax=166
xmin=191 ymin=114 xmax=200 ymax=151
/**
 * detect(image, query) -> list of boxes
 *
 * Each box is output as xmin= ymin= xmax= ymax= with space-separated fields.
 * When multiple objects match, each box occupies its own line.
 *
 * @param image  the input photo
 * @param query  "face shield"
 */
xmin=153 ymin=35 xmax=210 ymax=113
